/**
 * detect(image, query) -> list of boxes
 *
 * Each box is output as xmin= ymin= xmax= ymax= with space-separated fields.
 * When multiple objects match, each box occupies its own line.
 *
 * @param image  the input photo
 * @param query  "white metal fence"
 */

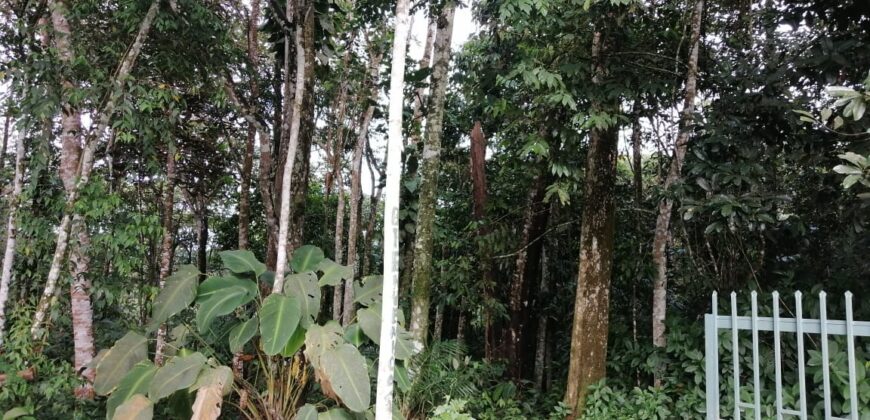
xmin=705 ymin=291 xmax=869 ymax=420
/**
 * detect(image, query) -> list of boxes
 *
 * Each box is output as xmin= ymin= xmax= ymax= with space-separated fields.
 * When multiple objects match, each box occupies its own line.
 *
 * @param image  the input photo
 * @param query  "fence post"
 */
xmin=705 ymin=291 xmax=719 ymax=420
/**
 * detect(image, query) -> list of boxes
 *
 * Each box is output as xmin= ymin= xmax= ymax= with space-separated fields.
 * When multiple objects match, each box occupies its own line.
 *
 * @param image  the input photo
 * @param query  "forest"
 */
xmin=0 ymin=0 xmax=868 ymax=418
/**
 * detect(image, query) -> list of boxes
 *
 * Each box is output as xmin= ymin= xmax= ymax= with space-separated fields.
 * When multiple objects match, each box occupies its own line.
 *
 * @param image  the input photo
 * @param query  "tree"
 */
xmin=408 ymin=1 xmax=456 ymax=347
xmin=374 ymin=0 xmax=412 ymax=414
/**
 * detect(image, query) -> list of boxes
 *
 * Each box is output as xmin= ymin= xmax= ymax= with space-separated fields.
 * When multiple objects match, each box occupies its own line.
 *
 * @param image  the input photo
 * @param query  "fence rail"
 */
xmin=704 ymin=290 xmax=869 ymax=420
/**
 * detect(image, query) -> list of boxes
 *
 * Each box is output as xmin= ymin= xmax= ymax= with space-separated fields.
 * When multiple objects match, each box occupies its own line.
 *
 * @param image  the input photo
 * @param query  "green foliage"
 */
xmin=258 ymin=293 xmax=302 ymax=356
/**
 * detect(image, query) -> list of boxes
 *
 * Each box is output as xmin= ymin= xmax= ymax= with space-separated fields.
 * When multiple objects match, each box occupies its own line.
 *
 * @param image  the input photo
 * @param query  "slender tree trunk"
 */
xmin=194 ymin=194 xmax=209 ymax=276
xmin=533 ymin=242 xmax=550 ymax=390
xmin=332 ymin=171 xmax=346 ymax=320
xmin=238 ymin=0 xmax=261 ymax=251
xmin=374 ymin=0 xmax=411 ymax=413
xmin=651 ymin=0 xmax=704 ymax=362
xmin=564 ymin=30 xmax=619 ymax=419
xmin=0 ymin=131 xmax=25 ymax=347
xmin=0 ymin=115 xmax=9 ymax=173
xmin=289 ymin=10 xmax=316 ymax=252
xmin=469 ymin=121 xmax=495 ymax=360
xmin=153 ymin=145 xmax=177 ymax=366
xmin=272 ymin=0 xmax=310 ymax=291
xmin=506 ymin=173 xmax=548 ymax=380
xmin=343 ymin=49 xmax=383 ymax=326
xmin=31 ymin=0 xmax=160 ymax=340
xmin=408 ymin=2 xmax=455 ymax=348
xmin=407 ymin=17 xmax=437 ymax=148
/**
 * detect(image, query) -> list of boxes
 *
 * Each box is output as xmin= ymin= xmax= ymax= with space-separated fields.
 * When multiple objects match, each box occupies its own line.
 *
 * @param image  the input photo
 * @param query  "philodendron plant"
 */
xmin=92 ymin=245 xmax=417 ymax=420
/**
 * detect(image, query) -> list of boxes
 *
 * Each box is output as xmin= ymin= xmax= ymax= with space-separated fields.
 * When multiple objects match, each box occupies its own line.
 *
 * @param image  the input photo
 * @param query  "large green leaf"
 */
xmin=304 ymin=321 xmax=344 ymax=369
xmin=196 ymin=275 xmax=257 ymax=303
xmin=148 ymin=352 xmax=207 ymax=401
xmin=343 ymin=323 xmax=364 ymax=347
xmin=317 ymin=408 xmax=353 ymax=420
xmin=281 ymin=325 xmax=307 ymax=357
xmin=353 ymin=275 xmax=382 ymax=307
xmin=321 ymin=344 xmax=371 ymax=412
xmin=219 ymin=250 xmax=266 ymax=277
xmin=394 ymin=364 xmax=410 ymax=392
xmin=147 ymin=265 xmax=199 ymax=331
xmin=284 ymin=272 xmax=320 ymax=327
xmin=228 ymin=316 xmax=258 ymax=353
xmin=296 ymin=404 xmax=318 ymax=420
xmin=190 ymin=365 xmax=233 ymax=397
xmin=317 ymin=258 xmax=353 ymax=287
xmin=94 ymin=331 xmax=149 ymax=396
xmin=356 ymin=305 xmax=414 ymax=360
xmin=259 ymin=294 xmax=301 ymax=356
xmin=290 ymin=245 xmax=324 ymax=273
xmin=196 ymin=285 xmax=251 ymax=333
xmin=105 ymin=361 xmax=157 ymax=420
xmin=112 ymin=394 xmax=153 ymax=420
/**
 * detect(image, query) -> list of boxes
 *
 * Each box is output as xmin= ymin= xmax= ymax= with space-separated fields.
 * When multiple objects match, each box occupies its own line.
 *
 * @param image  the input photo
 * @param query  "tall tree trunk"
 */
xmin=0 ymin=115 xmax=9 ymax=173
xmin=505 ymin=173 xmax=548 ymax=381
xmin=374 ymin=0 xmax=411 ymax=413
xmin=238 ymin=0 xmax=261 ymax=251
xmin=407 ymin=16 xmax=437 ymax=148
xmin=564 ymin=30 xmax=619 ymax=419
xmin=408 ymin=2 xmax=455 ymax=348
xmin=289 ymin=9 xmax=316 ymax=252
xmin=362 ymin=147 xmax=385 ymax=277
xmin=343 ymin=49 xmax=383 ymax=326
xmin=651 ymin=0 xmax=704 ymax=361
xmin=31 ymin=0 xmax=160 ymax=340
xmin=332 ymin=171 xmax=346 ymax=320
xmin=195 ymin=194 xmax=208 ymax=276
xmin=533 ymin=240 xmax=550 ymax=390
xmin=0 ymin=130 xmax=25 ymax=347
xmin=272 ymin=0 xmax=310 ymax=291
xmin=469 ymin=121 xmax=495 ymax=360
xmin=153 ymin=145 xmax=177 ymax=366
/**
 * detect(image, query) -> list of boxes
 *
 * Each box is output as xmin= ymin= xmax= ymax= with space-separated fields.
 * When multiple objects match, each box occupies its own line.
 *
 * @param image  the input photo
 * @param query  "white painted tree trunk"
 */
xmin=375 ymin=0 xmax=411 ymax=415
xmin=0 ymin=130 xmax=25 ymax=347
xmin=272 ymin=4 xmax=308 ymax=292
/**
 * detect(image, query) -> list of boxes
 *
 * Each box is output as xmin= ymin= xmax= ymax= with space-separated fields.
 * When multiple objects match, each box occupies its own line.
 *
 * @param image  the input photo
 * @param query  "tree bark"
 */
xmin=408 ymin=2 xmax=455 ymax=348
xmin=195 ymin=193 xmax=209 ymax=276
xmin=288 ymin=8 xmax=316 ymax=252
xmin=564 ymin=30 xmax=619 ymax=418
xmin=407 ymin=16 xmax=437 ymax=148
xmin=651 ymin=0 xmax=704 ymax=359
xmin=0 ymin=115 xmax=9 ymax=173
xmin=0 ymin=131 xmax=25 ymax=347
xmin=272 ymin=0 xmax=310 ymax=291
xmin=469 ymin=121 xmax=495 ymax=360
xmin=238 ymin=0 xmax=261 ymax=251
xmin=374 ymin=0 xmax=411 ymax=413
xmin=505 ymin=173 xmax=548 ymax=380
xmin=31 ymin=0 xmax=160 ymax=340
xmin=533 ymin=241 xmax=550 ymax=390
xmin=153 ymin=145 xmax=177 ymax=366
xmin=343 ymin=48 xmax=383 ymax=326
xmin=332 ymin=171 xmax=346 ymax=320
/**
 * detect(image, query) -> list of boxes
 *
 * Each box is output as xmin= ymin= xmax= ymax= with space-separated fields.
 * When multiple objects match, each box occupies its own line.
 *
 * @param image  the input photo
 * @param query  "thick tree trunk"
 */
xmin=408 ymin=2 xmax=455 ymax=348
xmin=153 ymin=145 xmax=177 ymax=366
xmin=272 ymin=0 xmax=310 ymax=291
xmin=564 ymin=30 xmax=619 ymax=419
xmin=651 ymin=0 xmax=704 ymax=359
xmin=0 ymin=131 xmax=25 ymax=347
xmin=374 ymin=0 xmax=411 ymax=413
xmin=31 ymin=0 xmax=160 ymax=340
xmin=343 ymin=50 xmax=383 ymax=326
